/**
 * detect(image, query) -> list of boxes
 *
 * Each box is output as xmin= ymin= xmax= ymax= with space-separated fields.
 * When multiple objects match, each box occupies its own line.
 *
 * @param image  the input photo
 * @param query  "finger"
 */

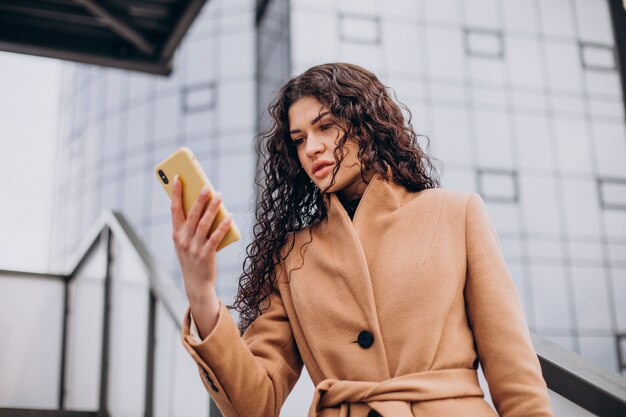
xmin=204 ymin=215 xmax=233 ymax=252
xmin=184 ymin=185 xmax=212 ymax=237
xmin=194 ymin=191 xmax=222 ymax=243
xmin=170 ymin=175 xmax=185 ymax=230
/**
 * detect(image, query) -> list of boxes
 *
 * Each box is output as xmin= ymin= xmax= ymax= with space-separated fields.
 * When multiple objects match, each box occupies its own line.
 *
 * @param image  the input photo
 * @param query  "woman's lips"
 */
xmin=314 ymin=164 xmax=333 ymax=179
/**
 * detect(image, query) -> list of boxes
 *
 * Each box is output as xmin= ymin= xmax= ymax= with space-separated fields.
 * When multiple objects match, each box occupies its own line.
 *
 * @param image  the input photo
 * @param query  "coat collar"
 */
xmin=320 ymin=169 xmax=415 ymax=236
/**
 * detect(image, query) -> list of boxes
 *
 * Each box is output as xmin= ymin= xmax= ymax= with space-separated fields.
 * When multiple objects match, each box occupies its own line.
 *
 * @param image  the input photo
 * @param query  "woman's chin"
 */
xmin=314 ymin=174 xmax=345 ymax=194
xmin=318 ymin=182 xmax=337 ymax=193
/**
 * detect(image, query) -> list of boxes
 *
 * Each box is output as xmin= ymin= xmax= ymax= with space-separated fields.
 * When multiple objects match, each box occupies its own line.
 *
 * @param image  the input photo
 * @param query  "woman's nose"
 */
xmin=304 ymin=134 xmax=325 ymax=157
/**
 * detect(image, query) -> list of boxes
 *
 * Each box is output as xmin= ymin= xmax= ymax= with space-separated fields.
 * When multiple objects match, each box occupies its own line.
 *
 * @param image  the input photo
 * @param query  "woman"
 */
xmin=174 ymin=63 xmax=554 ymax=417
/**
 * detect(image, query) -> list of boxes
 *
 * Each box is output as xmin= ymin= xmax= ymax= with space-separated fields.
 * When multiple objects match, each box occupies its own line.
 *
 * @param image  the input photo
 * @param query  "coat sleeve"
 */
xmin=181 ymin=287 xmax=303 ymax=417
xmin=464 ymin=192 xmax=554 ymax=417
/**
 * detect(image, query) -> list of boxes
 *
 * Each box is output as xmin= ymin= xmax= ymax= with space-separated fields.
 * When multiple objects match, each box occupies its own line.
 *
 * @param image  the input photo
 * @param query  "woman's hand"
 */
xmin=171 ymin=175 xmax=232 ymax=335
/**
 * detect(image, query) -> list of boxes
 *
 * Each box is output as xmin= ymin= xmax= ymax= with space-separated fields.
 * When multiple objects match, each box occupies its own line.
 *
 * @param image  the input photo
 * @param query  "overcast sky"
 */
xmin=0 ymin=52 xmax=62 ymax=272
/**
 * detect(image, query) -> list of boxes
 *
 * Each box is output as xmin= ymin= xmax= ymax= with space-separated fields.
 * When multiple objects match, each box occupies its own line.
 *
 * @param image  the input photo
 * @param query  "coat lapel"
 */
xmin=286 ymin=173 xmax=445 ymax=380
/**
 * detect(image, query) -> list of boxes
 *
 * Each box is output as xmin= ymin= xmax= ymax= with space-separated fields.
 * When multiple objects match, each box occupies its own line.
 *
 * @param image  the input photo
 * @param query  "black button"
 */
xmin=357 ymin=330 xmax=374 ymax=348
xmin=368 ymin=410 xmax=381 ymax=417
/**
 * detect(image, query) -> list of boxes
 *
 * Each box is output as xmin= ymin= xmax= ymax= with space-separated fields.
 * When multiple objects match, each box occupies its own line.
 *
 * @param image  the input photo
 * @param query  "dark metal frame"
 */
xmin=533 ymin=333 xmax=626 ymax=416
xmin=617 ymin=333 xmax=626 ymax=375
xmin=144 ymin=293 xmax=157 ymax=417
xmin=463 ymin=27 xmax=505 ymax=60
xmin=597 ymin=177 xmax=626 ymax=210
xmin=59 ymin=273 xmax=70 ymax=410
xmin=255 ymin=0 xmax=272 ymax=24
xmin=98 ymin=228 xmax=113 ymax=415
xmin=609 ymin=0 xmax=626 ymax=117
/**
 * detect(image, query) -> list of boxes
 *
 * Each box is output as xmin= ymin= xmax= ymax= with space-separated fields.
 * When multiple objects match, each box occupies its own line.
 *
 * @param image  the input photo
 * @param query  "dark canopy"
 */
xmin=0 ymin=0 xmax=208 ymax=75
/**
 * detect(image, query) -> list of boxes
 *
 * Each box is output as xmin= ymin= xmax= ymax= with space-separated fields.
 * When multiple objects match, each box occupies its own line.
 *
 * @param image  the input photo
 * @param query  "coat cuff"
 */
xmin=181 ymin=301 xmax=242 ymax=417
xmin=189 ymin=311 xmax=202 ymax=343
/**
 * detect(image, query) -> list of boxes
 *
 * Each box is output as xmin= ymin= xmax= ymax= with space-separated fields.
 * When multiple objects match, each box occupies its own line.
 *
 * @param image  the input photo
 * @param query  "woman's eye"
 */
xmin=320 ymin=123 xmax=334 ymax=131
xmin=293 ymin=137 xmax=304 ymax=146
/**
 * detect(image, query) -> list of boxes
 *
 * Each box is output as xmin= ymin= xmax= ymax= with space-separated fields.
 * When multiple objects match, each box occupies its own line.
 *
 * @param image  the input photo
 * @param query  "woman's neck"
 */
xmin=337 ymin=169 xmax=374 ymax=206
xmin=341 ymin=196 xmax=362 ymax=220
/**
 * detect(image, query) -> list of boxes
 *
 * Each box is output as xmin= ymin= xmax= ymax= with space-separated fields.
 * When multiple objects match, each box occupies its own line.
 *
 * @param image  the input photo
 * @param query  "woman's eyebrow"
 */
xmin=289 ymin=111 xmax=331 ymax=134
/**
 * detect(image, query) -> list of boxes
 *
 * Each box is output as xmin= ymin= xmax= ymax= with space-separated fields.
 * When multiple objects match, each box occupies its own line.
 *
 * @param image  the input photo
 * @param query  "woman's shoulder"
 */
xmin=406 ymin=186 xmax=475 ymax=210
xmin=400 ymin=188 xmax=480 ymax=236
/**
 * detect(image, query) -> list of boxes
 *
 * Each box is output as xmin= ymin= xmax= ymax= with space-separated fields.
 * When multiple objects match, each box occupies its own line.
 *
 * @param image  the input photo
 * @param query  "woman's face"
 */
xmin=288 ymin=96 xmax=367 ymax=202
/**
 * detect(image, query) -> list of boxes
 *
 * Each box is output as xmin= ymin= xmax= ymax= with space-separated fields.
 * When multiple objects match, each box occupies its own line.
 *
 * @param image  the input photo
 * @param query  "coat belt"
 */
xmin=309 ymin=368 xmax=485 ymax=417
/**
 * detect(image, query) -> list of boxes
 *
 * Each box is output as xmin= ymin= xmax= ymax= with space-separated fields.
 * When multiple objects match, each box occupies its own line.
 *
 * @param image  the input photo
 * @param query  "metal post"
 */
xmin=144 ymin=292 xmax=156 ymax=417
xmin=58 ymin=277 xmax=70 ymax=409
xmin=99 ymin=227 xmax=113 ymax=416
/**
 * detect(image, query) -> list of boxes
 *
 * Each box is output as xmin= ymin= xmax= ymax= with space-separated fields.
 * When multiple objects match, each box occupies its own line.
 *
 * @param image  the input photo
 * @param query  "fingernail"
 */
xmin=173 ymin=175 xmax=179 ymax=185
xmin=201 ymin=186 xmax=211 ymax=196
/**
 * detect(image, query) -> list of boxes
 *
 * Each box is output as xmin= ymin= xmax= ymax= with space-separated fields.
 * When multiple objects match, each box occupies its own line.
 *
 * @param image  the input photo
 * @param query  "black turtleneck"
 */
xmin=342 ymin=197 xmax=362 ymax=220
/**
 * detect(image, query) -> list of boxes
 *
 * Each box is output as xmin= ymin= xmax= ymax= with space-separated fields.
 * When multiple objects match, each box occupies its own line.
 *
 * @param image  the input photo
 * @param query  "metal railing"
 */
xmin=0 ymin=211 xmax=217 ymax=417
xmin=1 ymin=211 xmax=625 ymax=416
xmin=533 ymin=332 xmax=626 ymax=416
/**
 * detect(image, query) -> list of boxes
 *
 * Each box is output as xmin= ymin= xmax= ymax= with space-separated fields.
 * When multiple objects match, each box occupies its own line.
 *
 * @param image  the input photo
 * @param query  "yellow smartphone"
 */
xmin=155 ymin=147 xmax=241 ymax=251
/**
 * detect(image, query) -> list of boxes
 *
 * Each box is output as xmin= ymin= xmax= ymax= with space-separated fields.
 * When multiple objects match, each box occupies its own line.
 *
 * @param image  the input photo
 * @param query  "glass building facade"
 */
xmin=52 ymin=0 xmax=626 ymax=412
xmin=52 ymin=0 xmax=258 ymax=300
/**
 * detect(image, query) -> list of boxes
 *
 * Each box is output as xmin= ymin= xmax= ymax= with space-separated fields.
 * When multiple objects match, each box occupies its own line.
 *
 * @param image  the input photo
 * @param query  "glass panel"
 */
xmin=171 ymin=321 xmax=211 ymax=416
xmin=107 ymin=283 xmax=149 ymax=417
xmin=571 ymin=266 xmax=612 ymax=331
xmin=216 ymin=152 xmax=255 ymax=208
xmin=65 ymin=237 xmax=107 ymax=410
xmin=218 ymin=31 xmax=254 ymax=79
xmin=154 ymin=94 xmax=180 ymax=143
xmin=530 ymin=264 xmax=572 ymax=331
xmin=112 ymin=238 xmax=150 ymax=286
xmin=127 ymin=102 xmax=149 ymax=148
xmin=65 ymin=279 xmax=105 ymax=410
xmin=562 ymin=178 xmax=602 ymax=239
xmin=145 ymin=220 xmax=179 ymax=278
xmin=153 ymin=301 xmax=176 ymax=417
xmin=423 ymin=0 xmax=461 ymax=24
xmin=474 ymin=110 xmax=513 ymax=169
xmin=464 ymin=0 xmax=499 ymax=28
xmin=426 ymin=28 xmax=464 ymax=81
xmin=574 ymin=0 xmax=613 ymax=44
xmin=187 ymin=37 xmax=218 ymax=85
xmin=217 ymin=81 xmax=255 ymax=132
xmin=538 ymin=0 xmax=575 ymax=38
xmin=154 ymin=301 xmax=210 ymax=417
xmin=0 ymin=275 xmax=64 ymax=408
xmin=122 ymin=172 xmax=148 ymax=228
xmin=107 ymin=235 xmax=151 ymax=417
xmin=466 ymin=30 xmax=503 ymax=57
xmin=339 ymin=15 xmax=379 ymax=44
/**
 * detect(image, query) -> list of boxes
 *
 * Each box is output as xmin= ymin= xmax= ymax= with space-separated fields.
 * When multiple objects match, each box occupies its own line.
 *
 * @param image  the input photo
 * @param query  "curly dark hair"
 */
xmin=231 ymin=63 xmax=442 ymax=334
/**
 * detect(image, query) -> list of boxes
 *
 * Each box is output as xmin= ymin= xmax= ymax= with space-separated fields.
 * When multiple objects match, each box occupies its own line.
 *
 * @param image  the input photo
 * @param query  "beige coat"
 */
xmin=181 ymin=173 xmax=554 ymax=417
